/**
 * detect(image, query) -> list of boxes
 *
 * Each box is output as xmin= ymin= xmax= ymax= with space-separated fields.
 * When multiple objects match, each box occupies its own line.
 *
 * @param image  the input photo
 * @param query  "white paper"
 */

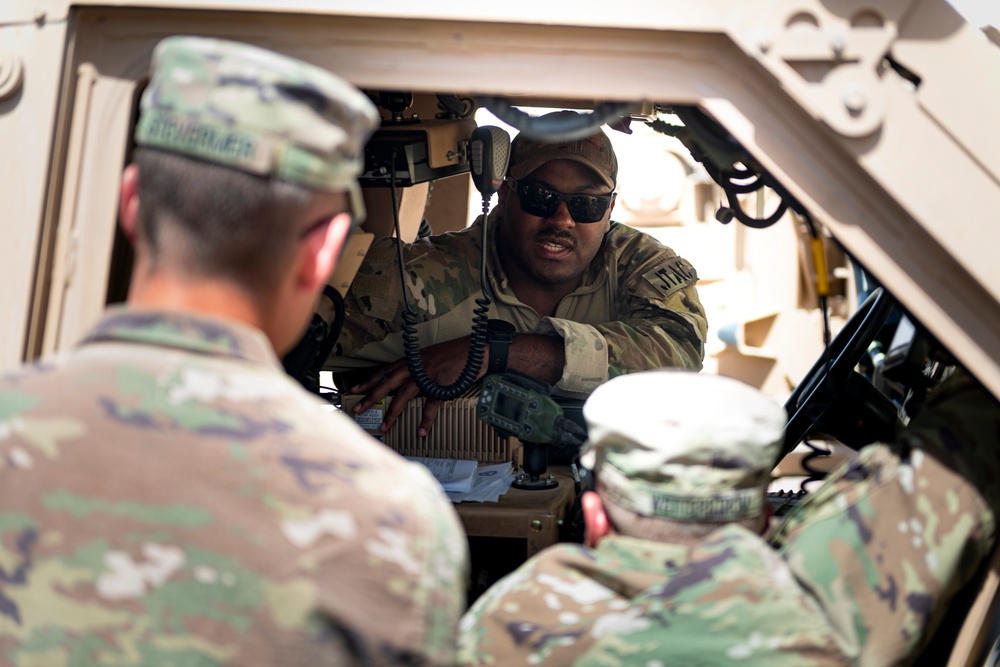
xmin=406 ymin=457 xmax=479 ymax=494
xmin=447 ymin=462 xmax=517 ymax=503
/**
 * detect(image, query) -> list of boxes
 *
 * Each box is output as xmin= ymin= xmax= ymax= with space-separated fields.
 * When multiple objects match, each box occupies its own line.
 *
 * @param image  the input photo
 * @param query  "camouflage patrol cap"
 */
xmin=580 ymin=370 xmax=785 ymax=522
xmin=508 ymin=111 xmax=618 ymax=189
xmin=134 ymin=36 xmax=380 ymax=220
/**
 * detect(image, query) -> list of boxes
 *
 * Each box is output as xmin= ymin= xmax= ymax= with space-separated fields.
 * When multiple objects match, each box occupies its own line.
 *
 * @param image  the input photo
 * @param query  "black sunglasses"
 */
xmin=508 ymin=178 xmax=613 ymax=223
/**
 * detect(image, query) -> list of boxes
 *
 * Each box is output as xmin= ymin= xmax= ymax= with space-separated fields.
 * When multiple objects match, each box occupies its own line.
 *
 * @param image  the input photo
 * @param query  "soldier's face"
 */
xmin=496 ymin=159 xmax=614 ymax=292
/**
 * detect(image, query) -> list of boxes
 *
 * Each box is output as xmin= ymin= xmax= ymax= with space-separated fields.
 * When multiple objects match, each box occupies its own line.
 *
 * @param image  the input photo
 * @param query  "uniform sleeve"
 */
xmin=537 ymin=229 xmax=707 ymax=396
xmin=768 ymin=371 xmax=1000 ymax=665
xmin=327 ymin=238 xmax=407 ymax=375
xmin=301 ymin=419 xmax=471 ymax=665
xmin=327 ymin=232 xmax=489 ymax=380
xmin=399 ymin=460 xmax=473 ymax=665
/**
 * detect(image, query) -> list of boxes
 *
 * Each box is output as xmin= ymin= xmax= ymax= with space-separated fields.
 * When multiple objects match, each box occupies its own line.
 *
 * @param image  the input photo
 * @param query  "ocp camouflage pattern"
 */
xmin=768 ymin=369 xmax=999 ymax=665
xmin=458 ymin=370 xmax=1000 ymax=666
xmin=135 ymin=36 xmax=380 ymax=196
xmin=0 ymin=308 xmax=468 ymax=666
xmin=459 ymin=527 xmax=850 ymax=666
xmin=328 ymin=214 xmax=707 ymax=396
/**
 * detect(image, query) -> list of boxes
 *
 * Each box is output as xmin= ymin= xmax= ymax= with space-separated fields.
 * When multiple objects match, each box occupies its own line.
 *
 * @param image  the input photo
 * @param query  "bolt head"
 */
xmin=843 ymin=84 xmax=868 ymax=114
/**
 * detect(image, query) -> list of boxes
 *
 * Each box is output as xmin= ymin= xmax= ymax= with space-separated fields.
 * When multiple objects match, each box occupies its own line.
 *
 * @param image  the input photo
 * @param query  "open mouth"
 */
xmin=536 ymin=237 xmax=574 ymax=257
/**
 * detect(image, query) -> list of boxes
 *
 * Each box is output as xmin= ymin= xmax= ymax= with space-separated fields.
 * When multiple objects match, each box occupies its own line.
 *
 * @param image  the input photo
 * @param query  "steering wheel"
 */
xmin=780 ymin=287 xmax=896 ymax=459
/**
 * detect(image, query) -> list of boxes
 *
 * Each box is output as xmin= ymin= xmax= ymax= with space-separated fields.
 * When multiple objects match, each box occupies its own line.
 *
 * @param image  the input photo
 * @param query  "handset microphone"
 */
xmin=468 ymin=126 xmax=511 ymax=198
xmin=397 ymin=125 xmax=512 ymax=402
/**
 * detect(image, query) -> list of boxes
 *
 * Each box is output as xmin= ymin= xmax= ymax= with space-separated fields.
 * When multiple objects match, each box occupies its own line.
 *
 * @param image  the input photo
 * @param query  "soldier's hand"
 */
xmin=350 ymin=336 xmax=484 ymax=436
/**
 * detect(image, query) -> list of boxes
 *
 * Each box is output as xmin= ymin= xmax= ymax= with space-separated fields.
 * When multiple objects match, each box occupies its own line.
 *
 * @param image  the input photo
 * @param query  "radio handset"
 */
xmin=395 ymin=125 xmax=511 ymax=401
xmin=469 ymin=125 xmax=510 ymax=198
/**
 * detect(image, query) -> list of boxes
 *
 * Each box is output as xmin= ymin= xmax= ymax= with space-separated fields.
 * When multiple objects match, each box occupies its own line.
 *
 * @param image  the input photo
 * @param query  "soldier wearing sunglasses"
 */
xmin=330 ymin=111 xmax=708 ymax=436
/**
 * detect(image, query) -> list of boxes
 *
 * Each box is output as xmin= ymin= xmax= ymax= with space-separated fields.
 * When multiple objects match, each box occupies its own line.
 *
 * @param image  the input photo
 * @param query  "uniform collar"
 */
xmin=597 ymin=524 xmax=760 ymax=566
xmin=81 ymin=307 xmax=280 ymax=367
xmin=597 ymin=533 xmax=690 ymax=564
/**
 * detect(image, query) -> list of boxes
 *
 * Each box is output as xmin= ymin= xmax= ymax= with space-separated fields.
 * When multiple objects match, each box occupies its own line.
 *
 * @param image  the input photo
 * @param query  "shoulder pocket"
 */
xmin=349 ymin=272 xmax=401 ymax=322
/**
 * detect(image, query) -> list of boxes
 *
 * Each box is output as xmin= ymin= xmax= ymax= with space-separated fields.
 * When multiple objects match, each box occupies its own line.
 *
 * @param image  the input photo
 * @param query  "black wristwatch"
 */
xmin=486 ymin=319 xmax=516 ymax=374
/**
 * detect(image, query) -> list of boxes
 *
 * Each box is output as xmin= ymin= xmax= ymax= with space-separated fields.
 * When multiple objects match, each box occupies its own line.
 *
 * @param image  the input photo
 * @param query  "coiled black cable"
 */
xmin=391 ymin=149 xmax=491 ymax=400
xmin=796 ymin=212 xmax=834 ymax=490
xmin=723 ymin=185 xmax=790 ymax=228
xmin=647 ymin=108 xmax=803 ymax=229
xmin=799 ymin=439 xmax=831 ymax=494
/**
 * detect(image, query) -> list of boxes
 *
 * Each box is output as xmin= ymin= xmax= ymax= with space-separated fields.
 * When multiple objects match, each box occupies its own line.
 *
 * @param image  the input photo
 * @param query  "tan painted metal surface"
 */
xmin=1 ymin=0 xmax=997 ymax=405
xmin=0 ymin=14 xmax=67 ymax=368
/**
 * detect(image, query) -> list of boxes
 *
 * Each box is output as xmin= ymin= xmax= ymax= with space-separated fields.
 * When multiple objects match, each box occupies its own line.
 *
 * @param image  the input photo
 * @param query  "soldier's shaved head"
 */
xmin=133 ymin=147 xmax=319 ymax=298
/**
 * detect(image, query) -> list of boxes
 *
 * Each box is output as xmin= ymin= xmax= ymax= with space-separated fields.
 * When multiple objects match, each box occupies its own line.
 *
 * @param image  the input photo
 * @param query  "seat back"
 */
xmin=912 ymin=543 xmax=1000 ymax=667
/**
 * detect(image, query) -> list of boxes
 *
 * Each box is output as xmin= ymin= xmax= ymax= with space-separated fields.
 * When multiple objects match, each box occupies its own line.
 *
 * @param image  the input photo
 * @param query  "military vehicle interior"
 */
xmin=11 ymin=3 xmax=1000 ymax=664
xmin=103 ymin=84 xmax=989 ymax=661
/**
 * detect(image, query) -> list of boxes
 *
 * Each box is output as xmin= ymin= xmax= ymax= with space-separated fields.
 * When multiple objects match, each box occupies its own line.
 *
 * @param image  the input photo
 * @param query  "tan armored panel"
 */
xmin=2 ymin=0 xmax=998 ymax=408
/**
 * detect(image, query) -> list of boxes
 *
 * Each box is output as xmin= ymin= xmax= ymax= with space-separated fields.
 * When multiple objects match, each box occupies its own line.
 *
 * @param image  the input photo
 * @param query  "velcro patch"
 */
xmin=351 ymin=273 xmax=392 ymax=300
xmin=642 ymin=257 xmax=698 ymax=298
xmin=349 ymin=273 xmax=400 ymax=321
xmin=136 ymin=108 xmax=273 ymax=174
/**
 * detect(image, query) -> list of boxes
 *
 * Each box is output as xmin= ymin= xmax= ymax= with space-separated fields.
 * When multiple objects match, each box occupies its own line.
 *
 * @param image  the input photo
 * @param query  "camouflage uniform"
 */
xmin=0 ymin=37 xmax=470 ymax=665
xmin=460 ymin=369 xmax=1000 ymax=665
xmin=0 ymin=309 xmax=468 ymax=666
xmin=459 ymin=371 xmax=837 ymax=665
xmin=767 ymin=369 xmax=999 ymax=665
xmin=329 ymin=214 xmax=707 ymax=397
xmin=459 ymin=528 xmax=848 ymax=666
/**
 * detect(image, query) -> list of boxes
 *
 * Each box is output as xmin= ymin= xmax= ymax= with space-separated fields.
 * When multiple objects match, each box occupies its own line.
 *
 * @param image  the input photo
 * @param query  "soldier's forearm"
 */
xmin=505 ymin=334 xmax=565 ymax=385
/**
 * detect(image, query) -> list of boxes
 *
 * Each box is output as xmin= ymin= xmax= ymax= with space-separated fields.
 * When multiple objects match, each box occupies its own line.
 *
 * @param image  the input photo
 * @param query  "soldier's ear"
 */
xmin=119 ymin=164 xmax=141 ymax=245
xmin=582 ymin=491 xmax=611 ymax=548
xmin=299 ymin=212 xmax=353 ymax=293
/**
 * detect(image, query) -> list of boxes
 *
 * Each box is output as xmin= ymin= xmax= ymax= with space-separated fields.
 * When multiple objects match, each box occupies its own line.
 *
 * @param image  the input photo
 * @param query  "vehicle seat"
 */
xmin=912 ymin=542 xmax=1000 ymax=667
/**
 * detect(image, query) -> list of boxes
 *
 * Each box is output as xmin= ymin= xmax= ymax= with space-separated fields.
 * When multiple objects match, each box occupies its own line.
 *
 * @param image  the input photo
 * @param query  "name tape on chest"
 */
xmin=642 ymin=258 xmax=698 ymax=298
